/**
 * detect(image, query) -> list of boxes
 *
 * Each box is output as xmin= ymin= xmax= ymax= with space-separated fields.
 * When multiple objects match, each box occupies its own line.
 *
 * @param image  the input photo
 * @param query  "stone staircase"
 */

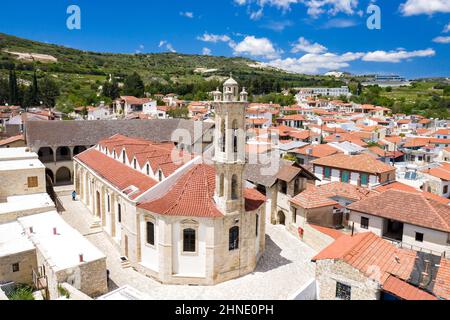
xmin=88 ymin=220 xmax=103 ymax=234
xmin=120 ymin=257 xmax=132 ymax=269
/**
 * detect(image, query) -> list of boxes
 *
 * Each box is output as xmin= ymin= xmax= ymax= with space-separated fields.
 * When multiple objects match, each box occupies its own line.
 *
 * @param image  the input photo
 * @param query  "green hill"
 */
xmin=0 ymin=32 xmax=347 ymax=111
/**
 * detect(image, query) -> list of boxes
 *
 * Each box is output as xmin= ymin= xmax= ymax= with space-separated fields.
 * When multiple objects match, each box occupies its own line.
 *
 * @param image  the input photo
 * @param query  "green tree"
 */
xmin=40 ymin=77 xmax=60 ymax=108
xmin=8 ymin=69 xmax=19 ymax=105
xmin=122 ymin=72 xmax=145 ymax=97
xmin=102 ymin=78 xmax=120 ymax=100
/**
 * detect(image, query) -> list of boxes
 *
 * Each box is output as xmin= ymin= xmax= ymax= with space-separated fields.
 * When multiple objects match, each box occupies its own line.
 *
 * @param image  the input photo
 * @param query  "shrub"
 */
xmin=7 ymin=284 xmax=35 ymax=300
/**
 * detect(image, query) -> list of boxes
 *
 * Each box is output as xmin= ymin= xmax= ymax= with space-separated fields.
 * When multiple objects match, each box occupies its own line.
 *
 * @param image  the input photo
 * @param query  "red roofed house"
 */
xmin=311 ymin=153 xmax=396 ymax=188
xmin=347 ymin=189 xmax=450 ymax=256
xmin=313 ymin=232 xmax=450 ymax=300
xmin=74 ymin=77 xmax=267 ymax=285
xmin=422 ymin=163 xmax=450 ymax=198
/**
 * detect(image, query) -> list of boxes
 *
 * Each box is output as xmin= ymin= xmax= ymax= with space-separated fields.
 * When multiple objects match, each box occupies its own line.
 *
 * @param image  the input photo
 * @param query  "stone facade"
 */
xmin=315 ymin=259 xmax=380 ymax=300
xmin=0 ymin=249 xmax=37 ymax=285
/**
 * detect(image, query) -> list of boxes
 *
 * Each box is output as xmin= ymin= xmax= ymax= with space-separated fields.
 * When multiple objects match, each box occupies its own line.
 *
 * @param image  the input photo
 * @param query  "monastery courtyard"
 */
xmin=59 ymin=192 xmax=317 ymax=300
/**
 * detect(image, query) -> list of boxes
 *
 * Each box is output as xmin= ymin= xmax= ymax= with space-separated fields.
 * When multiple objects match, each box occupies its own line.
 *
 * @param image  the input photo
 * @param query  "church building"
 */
xmin=73 ymin=76 xmax=266 ymax=285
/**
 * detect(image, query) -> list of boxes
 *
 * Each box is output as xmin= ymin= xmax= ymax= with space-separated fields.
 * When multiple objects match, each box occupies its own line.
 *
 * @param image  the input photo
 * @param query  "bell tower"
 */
xmin=213 ymin=74 xmax=248 ymax=214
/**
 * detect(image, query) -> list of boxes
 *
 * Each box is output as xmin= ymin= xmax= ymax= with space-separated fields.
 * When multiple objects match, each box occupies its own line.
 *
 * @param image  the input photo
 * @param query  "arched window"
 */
xmin=122 ymin=150 xmax=126 ymax=164
xmin=146 ymin=164 xmax=150 ymax=176
xmin=146 ymin=221 xmax=155 ymax=246
xmin=219 ymin=174 xmax=224 ymax=197
xmin=158 ymin=170 xmax=163 ymax=182
xmin=183 ymin=228 xmax=196 ymax=252
xmin=232 ymin=120 xmax=238 ymax=153
xmin=221 ymin=119 xmax=226 ymax=153
xmin=256 ymin=214 xmax=259 ymax=237
xmin=133 ymin=158 xmax=137 ymax=169
xmin=229 ymin=226 xmax=239 ymax=251
xmin=231 ymin=175 xmax=238 ymax=200
xmin=117 ymin=203 xmax=122 ymax=223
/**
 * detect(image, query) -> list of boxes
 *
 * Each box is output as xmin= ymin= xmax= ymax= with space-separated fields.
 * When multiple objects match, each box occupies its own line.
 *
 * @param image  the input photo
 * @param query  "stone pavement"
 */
xmin=60 ymin=194 xmax=317 ymax=300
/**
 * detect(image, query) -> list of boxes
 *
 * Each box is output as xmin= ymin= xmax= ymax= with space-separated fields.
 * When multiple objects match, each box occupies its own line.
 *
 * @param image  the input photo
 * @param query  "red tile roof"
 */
xmin=138 ymin=164 xmax=222 ymax=218
xmin=0 ymin=134 xmax=24 ymax=146
xmin=348 ymin=189 xmax=450 ymax=232
xmin=311 ymin=153 xmax=396 ymax=174
xmin=309 ymin=224 xmax=345 ymax=240
xmin=244 ymin=188 xmax=266 ymax=212
xmin=294 ymin=143 xmax=341 ymax=158
xmin=375 ymin=182 xmax=450 ymax=205
xmin=313 ymin=232 xmax=449 ymax=300
xmin=75 ymin=149 xmax=157 ymax=200
xmin=382 ymin=275 xmax=437 ymax=300
xmin=138 ymin=164 xmax=266 ymax=218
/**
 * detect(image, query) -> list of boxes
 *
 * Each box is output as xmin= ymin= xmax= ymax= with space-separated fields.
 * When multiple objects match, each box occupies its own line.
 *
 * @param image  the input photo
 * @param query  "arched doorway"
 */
xmin=73 ymin=146 xmax=87 ymax=156
xmin=38 ymin=147 xmax=54 ymax=163
xmin=55 ymin=167 xmax=72 ymax=185
xmin=56 ymin=146 xmax=71 ymax=161
xmin=278 ymin=211 xmax=286 ymax=226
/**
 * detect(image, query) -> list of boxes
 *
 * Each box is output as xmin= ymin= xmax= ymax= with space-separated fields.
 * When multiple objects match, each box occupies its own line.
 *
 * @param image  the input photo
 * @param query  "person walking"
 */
xmin=72 ymin=190 xmax=77 ymax=201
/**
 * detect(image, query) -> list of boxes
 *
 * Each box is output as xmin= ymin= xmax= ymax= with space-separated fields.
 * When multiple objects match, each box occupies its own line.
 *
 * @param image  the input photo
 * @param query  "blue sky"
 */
xmin=0 ymin=0 xmax=449 ymax=78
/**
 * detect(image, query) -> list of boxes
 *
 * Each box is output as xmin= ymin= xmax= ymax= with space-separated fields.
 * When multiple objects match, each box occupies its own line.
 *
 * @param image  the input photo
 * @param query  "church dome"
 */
xmin=224 ymin=76 xmax=238 ymax=86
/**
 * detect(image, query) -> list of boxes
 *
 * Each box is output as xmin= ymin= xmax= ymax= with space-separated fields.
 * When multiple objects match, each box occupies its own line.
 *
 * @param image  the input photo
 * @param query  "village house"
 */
xmin=311 ymin=153 xmax=396 ymax=188
xmin=313 ymin=232 xmax=450 ymax=300
xmin=347 ymin=189 xmax=450 ymax=256
xmin=0 ymin=147 xmax=107 ymax=299
xmin=421 ymin=163 xmax=450 ymax=198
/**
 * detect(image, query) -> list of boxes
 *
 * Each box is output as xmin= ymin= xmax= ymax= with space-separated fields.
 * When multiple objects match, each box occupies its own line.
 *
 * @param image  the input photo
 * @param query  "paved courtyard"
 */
xmin=60 ymin=194 xmax=317 ymax=300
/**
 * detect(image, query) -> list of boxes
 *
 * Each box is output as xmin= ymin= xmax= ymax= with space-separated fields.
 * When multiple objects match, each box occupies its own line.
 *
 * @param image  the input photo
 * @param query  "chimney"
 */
xmin=79 ymin=254 xmax=84 ymax=263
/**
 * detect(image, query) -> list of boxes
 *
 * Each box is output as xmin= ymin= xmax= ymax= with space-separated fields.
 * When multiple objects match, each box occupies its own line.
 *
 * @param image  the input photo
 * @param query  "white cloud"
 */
xmin=262 ymin=20 xmax=294 ymax=31
xmin=158 ymin=40 xmax=176 ymax=53
xmin=202 ymin=47 xmax=212 ymax=55
xmin=267 ymin=47 xmax=436 ymax=74
xmin=433 ymin=36 xmax=450 ymax=43
xmin=444 ymin=22 xmax=450 ymax=32
xmin=400 ymin=0 xmax=450 ymax=16
xmin=362 ymin=48 xmax=435 ymax=62
xmin=235 ymin=0 xmax=359 ymax=17
xmin=197 ymin=33 xmax=232 ymax=43
xmin=180 ymin=11 xmax=194 ymax=18
xmin=268 ymin=52 xmax=364 ymax=74
xmin=321 ymin=18 xmax=358 ymax=29
xmin=304 ymin=0 xmax=359 ymax=17
xmin=291 ymin=37 xmax=327 ymax=54
xmin=232 ymin=35 xmax=281 ymax=59
xmin=250 ymin=8 xmax=264 ymax=20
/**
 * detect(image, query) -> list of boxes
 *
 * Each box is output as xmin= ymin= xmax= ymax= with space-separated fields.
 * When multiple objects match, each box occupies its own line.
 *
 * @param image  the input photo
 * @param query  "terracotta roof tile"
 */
xmin=311 ymin=153 xmax=396 ymax=174
xmin=75 ymin=149 xmax=157 ymax=200
xmin=382 ymin=275 xmax=437 ymax=300
xmin=348 ymin=189 xmax=450 ymax=232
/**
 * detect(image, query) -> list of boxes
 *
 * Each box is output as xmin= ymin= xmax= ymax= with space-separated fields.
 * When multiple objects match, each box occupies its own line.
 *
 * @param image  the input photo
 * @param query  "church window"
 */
xmin=146 ymin=221 xmax=155 ymax=246
xmin=219 ymin=174 xmax=224 ymax=197
xmin=231 ymin=175 xmax=238 ymax=200
xmin=229 ymin=226 xmax=239 ymax=251
xmin=183 ymin=228 xmax=196 ymax=253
